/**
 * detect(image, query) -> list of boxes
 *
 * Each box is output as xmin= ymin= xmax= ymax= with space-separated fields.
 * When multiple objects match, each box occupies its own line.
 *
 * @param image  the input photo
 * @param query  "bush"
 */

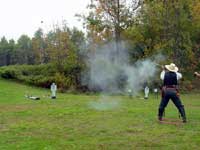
xmin=0 ymin=63 xmax=83 ymax=92
xmin=0 ymin=67 xmax=20 ymax=79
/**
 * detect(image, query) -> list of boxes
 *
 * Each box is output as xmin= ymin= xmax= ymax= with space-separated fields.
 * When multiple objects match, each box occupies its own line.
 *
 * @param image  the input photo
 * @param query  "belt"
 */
xmin=164 ymin=85 xmax=177 ymax=89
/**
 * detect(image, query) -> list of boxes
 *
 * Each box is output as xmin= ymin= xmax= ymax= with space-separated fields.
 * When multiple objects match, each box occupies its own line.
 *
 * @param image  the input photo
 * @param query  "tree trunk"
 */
xmin=115 ymin=0 xmax=121 ymax=62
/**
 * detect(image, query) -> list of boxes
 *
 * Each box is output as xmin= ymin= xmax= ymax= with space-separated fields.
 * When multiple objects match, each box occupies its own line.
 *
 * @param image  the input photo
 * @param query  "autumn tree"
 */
xmin=32 ymin=28 xmax=47 ymax=64
xmin=45 ymin=27 xmax=76 ymax=72
xmin=125 ymin=0 xmax=195 ymax=67
xmin=82 ymin=0 xmax=142 ymax=58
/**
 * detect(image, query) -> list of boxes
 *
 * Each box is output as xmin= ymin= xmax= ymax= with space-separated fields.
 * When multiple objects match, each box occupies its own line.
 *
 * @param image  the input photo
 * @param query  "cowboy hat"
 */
xmin=165 ymin=63 xmax=178 ymax=72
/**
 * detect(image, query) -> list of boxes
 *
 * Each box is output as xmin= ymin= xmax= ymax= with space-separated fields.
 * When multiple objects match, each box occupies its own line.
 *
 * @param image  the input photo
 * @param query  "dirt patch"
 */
xmin=0 ymin=104 xmax=34 ymax=113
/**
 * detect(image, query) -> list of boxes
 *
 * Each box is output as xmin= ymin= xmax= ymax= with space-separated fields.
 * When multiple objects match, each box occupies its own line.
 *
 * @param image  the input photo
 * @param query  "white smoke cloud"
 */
xmin=82 ymin=41 xmax=162 ymax=95
xmin=88 ymin=95 xmax=121 ymax=111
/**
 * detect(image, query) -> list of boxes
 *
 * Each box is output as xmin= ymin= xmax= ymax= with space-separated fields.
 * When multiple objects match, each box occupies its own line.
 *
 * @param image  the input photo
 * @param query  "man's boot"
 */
xmin=179 ymin=105 xmax=186 ymax=123
xmin=158 ymin=108 xmax=164 ymax=121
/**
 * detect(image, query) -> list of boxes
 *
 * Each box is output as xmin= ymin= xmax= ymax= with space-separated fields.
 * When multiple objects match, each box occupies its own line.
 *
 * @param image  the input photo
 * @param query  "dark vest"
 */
xmin=163 ymin=72 xmax=177 ymax=86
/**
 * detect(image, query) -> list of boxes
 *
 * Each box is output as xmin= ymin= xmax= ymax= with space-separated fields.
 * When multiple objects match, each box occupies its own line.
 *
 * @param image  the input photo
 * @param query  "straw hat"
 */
xmin=165 ymin=63 xmax=178 ymax=72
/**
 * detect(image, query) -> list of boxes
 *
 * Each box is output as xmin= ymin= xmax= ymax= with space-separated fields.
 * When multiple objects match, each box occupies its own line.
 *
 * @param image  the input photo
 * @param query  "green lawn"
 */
xmin=0 ymin=78 xmax=200 ymax=150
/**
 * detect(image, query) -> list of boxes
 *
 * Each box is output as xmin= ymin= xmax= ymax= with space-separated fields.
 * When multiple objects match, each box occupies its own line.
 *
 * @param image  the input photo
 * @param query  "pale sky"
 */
xmin=0 ymin=0 xmax=90 ymax=40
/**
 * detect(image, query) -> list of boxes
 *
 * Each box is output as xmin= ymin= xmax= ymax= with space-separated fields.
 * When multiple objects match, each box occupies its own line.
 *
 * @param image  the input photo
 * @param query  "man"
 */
xmin=158 ymin=63 xmax=186 ymax=123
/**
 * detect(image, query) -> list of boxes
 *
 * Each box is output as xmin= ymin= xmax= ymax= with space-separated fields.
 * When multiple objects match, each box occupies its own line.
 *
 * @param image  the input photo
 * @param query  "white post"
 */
xmin=128 ymin=89 xmax=132 ymax=98
xmin=51 ymin=83 xmax=57 ymax=99
xmin=144 ymin=86 xmax=149 ymax=99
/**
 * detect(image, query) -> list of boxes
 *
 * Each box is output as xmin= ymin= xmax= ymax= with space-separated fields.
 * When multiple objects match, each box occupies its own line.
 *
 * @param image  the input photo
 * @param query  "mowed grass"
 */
xmin=0 ymin=79 xmax=200 ymax=150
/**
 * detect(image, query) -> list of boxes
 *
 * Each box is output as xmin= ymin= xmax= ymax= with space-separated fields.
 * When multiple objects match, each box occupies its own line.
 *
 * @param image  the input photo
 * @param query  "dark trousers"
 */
xmin=158 ymin=89 xmax=186 ymax=121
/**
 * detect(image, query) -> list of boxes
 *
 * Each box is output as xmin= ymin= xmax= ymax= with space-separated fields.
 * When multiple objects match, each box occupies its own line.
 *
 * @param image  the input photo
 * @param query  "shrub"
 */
xmin=0 ymin=67 xmax=21 ymax=79
xmin=0 ymin=63 xmax=83 ymax=92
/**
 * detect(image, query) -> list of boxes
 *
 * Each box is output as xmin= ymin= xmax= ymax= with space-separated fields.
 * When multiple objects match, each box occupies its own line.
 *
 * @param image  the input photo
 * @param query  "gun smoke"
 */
xmin=82 ymin=42 xmax=164 ymax=110
xmin=88 ymin=95 xmax=121 ymax=111
xmin=82 ymin=42 xmax=163 ymax=94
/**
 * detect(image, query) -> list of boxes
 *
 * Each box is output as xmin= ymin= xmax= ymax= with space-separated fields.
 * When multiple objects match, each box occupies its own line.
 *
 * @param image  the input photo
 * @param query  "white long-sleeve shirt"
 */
xmin=160 ymin=70 xmax=182 ymax=80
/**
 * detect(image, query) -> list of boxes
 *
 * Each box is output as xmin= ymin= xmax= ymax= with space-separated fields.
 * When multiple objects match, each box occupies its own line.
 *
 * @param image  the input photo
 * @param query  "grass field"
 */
xmin=0 ymin=78 xmax=200 ymax=150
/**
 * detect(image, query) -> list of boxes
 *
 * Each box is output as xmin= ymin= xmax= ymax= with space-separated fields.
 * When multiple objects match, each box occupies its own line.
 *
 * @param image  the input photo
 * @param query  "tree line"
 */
xmin=0 ymin=0 xmax=200 ymax=91
xmin=0 ymin=25 xmax=85 ymax=68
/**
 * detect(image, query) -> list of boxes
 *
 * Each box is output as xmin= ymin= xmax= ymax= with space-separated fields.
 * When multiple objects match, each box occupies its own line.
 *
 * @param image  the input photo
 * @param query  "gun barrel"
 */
xmin=156 ymin=63 xmax=162 ymax=67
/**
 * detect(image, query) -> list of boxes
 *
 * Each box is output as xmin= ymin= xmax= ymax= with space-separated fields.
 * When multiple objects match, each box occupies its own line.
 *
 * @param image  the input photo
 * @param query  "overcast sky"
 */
xmin=0 ymin=0 xmax=90 ymax=40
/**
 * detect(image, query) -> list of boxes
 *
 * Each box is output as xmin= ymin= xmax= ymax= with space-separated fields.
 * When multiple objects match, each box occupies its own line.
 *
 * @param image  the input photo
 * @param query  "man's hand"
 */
xmin=194 ymin=72 xmax=200 ymax=78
